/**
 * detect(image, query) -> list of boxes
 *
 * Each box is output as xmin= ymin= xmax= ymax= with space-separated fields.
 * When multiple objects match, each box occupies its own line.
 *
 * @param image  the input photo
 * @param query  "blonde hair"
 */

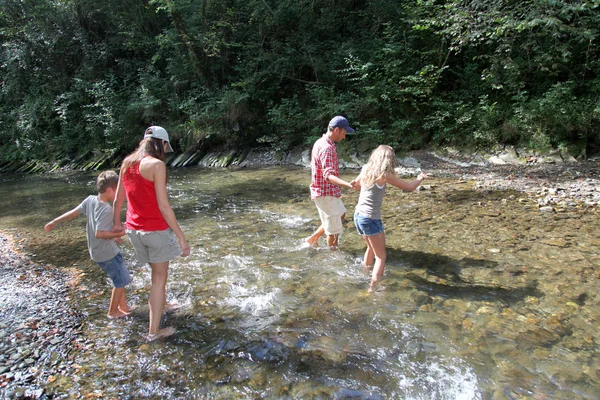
xmin=96 ymin=170 xmax=119 ymax=193
xmin=360 ymin=145 xmax=397 ymax=188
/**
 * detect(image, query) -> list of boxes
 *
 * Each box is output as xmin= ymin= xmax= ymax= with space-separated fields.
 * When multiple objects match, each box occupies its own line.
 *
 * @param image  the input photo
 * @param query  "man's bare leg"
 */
xmin=306 ymin=225 xmax=325 ymax=246
xmin=326 ymin=213 xmax=346 ymax=249
xmin=327 ymin=233 xmax=339 ymax=248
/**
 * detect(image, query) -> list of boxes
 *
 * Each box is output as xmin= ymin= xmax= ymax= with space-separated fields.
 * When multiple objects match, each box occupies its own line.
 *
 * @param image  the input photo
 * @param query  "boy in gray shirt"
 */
xmin=44 ymin=170 xmax=132 ymax=318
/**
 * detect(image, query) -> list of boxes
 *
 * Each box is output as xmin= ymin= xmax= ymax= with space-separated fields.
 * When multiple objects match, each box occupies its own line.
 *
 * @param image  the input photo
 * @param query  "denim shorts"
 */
xmin=96 ymin=252 xmax=131 ymax=288
xmin=354 ymin=213 xmax=384 ymax=237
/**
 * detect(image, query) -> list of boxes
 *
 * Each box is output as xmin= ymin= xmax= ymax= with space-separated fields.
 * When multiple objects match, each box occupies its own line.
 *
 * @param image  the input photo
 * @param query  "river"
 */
xmin=1 ymin=166 xmax=599 ymax=399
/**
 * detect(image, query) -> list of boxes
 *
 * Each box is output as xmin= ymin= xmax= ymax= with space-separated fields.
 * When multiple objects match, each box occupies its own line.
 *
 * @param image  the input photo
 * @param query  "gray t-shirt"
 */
xmin=355 ymin=183 xmax=386 ymax=220
xmin=76 ymin=195 xmax=120 ymax=263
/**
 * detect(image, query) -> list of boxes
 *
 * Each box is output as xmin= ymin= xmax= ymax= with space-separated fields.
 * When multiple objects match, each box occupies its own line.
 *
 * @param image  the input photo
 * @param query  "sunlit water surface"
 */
xmin=1 ymin=166 xmax=599 ymax=399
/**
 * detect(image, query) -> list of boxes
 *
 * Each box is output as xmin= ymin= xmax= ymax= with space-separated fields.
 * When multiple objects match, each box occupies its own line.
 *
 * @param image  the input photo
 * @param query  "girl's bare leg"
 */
xmin=362 ymin=237 xmax=375 ymax=271
xmin=148 ymin=261 xmax=174 ymax=338
xmin=365 ymin=231 xmax=386 ymax=292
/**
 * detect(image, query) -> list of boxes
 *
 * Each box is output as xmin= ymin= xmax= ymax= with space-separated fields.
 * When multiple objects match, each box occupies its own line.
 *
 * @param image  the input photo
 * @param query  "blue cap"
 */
xmin=328 ymin=116 xmax=355 ymax=134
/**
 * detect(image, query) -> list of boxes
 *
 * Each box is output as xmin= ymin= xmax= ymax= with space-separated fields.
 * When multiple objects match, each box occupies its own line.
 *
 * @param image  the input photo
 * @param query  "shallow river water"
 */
xmin=1 ymin=166 xmax=599 ymax=399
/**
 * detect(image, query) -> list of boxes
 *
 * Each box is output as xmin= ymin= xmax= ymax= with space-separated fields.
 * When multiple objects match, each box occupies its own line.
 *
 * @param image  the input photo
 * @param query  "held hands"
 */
xmin=350 ymin=179 xmax=361 ymax=191
xmin=112 ymin=223 xmax=124 ymax=233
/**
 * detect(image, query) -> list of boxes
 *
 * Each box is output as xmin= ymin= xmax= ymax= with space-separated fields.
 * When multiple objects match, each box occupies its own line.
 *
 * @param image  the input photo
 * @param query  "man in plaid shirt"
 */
xmin=306 ymin=116 xmax=358 ymax=248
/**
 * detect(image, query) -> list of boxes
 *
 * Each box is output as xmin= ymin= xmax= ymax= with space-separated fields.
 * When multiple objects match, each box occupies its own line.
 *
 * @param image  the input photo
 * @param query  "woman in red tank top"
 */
xmin=113 ymin=126 xmax=190 ymax=340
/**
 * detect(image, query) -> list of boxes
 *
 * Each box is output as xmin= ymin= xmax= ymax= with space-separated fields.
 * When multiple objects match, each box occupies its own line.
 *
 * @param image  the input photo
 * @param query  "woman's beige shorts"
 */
xmin=313 ymin=196 xmax=346 ymax=236
xmin=126 ymin=228 xmax=181 ymax=264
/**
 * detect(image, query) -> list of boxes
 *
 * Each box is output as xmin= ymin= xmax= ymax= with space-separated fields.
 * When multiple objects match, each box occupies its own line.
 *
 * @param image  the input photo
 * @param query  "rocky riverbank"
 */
xmin=401 ymin=149 xmax=600 ymax=210
xmin=0 ymin=231 xmax=82 ymax=399
xmin=257 ymin=145 xmax=600 ymax=210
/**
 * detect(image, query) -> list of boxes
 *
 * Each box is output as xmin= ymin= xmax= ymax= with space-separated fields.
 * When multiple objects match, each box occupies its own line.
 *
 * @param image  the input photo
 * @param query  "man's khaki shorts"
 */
xmin=314 ymin=196 xmax=346 ymax=236
xmin=126 ymin=228 xmax=181 ymax=264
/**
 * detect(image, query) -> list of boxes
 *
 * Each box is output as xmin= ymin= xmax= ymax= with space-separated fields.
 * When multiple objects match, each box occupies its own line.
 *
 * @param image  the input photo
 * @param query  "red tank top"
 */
xmin=123 ymin=160 xmax=169 ymax=231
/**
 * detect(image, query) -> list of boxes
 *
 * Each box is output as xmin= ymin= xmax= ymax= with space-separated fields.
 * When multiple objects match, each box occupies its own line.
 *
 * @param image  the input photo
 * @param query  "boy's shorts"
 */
xmin=96 ymin=252 xmax=131 ymax=288
xmin=126 ymin=228 xmax=181 ymax=265
xmin=354 ymin=213 xmax=385 ymax=237
xmin=314 ymin=196 xmax=346 ymax=236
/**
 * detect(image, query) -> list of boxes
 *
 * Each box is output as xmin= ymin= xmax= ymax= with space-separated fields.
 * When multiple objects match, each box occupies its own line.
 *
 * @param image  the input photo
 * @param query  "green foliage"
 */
xmin=1 ymin=0 xmax=600 ymax=165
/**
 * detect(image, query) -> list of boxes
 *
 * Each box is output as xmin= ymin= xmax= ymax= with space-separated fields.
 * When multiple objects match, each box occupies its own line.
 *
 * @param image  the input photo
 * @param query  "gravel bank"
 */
xmin=0 ymin=231 xmax=82 ymax=399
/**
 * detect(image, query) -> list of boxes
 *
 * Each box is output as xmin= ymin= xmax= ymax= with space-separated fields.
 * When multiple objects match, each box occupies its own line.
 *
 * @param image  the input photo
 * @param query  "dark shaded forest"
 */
xmin=1 ymin=0 xmax=599 ymax=168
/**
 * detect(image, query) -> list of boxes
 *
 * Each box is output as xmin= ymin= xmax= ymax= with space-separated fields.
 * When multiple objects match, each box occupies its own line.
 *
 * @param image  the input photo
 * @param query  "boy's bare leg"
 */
xmin=118 ymin=293 xmax=133 ymax=313
xmin=306 ymin=225 xmax=324 ymax=246
xmin=107 ymin=287 xmax=129 ymax=318
xmin=148 ymin=261 xmax=175 ymax=338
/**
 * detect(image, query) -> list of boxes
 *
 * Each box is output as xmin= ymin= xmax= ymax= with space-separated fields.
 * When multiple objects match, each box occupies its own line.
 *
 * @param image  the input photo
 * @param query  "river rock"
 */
xmin=515 ymin=328 xmax=561 ymax=350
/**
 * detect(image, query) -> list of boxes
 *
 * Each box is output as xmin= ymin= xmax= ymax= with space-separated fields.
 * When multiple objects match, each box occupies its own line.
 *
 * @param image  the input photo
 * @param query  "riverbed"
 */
xmin=0 ymin=165 xmax=599 ymax=399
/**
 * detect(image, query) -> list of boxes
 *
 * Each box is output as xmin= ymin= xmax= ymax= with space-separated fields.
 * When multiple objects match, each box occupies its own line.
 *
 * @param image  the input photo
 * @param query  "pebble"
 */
xmin=0 ymin=233 xmax=81 ymax=399
xmin=420 ymin=150 xmax=600 ymax=208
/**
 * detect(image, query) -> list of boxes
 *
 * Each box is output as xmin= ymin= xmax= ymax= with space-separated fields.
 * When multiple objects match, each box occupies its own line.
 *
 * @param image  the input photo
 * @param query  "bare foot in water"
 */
xmin=107 ymin=309 xmax=130 ymax=319
xmin=362 ymin=263 xmax=374 ymax=273
xmin=368 ymin=278 xmax=382 ymax=293
xmin=303 ymin=237 xmax=318 ymax=248
xmin=368 ymin=282 xmax=386 ymax=293
xmin=164 ymin=302 xmax=180 ymax=312
xmin=147 ymin=326 xmax=176 ymax=341
xmin=119 ymin=305 xmax=134 ymax=313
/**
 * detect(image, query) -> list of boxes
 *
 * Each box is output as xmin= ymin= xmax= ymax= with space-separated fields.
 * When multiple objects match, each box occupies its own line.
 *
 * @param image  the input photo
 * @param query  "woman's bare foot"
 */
xmin=107 ymin=309 xmax=130 ymax=319
xmin=164 ymin=302 xmax=180 ymax=312
xmin=146 ymin=326 xmax=176 ymax=341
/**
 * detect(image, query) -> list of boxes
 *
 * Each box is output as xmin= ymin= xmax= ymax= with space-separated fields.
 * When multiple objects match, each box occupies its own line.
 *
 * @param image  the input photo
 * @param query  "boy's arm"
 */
xmin=44 ymin=208 xmax=81 ymax=232
xmin=95 ymin=229 xmax=126 ymax=240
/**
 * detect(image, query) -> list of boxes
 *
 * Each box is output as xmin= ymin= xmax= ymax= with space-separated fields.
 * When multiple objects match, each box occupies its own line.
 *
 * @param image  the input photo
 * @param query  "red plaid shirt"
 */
xmin=310 ymin=135 xmax=341 ymax=199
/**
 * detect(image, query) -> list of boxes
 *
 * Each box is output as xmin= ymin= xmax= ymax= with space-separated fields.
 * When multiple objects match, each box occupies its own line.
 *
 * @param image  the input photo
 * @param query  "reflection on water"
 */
xmin=1 ymin=166 xmax=599 ymax=399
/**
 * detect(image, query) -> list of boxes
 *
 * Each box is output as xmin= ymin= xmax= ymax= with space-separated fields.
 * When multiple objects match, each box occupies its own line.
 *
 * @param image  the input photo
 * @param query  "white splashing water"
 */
xmin=221 ymin=282 xmax=280 ymax=316
xmin=397 ymin=359 xmax=481 ymax=400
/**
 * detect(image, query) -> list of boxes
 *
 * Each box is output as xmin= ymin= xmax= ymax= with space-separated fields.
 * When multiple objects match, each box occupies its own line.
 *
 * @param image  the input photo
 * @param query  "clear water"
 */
xmin=1 ymin=166 xmax=599 ymax=399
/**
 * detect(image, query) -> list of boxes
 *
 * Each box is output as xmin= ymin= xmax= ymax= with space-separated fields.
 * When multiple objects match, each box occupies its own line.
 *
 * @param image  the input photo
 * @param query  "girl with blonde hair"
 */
xmin=352 ymin=145 xmax=427 ymax=292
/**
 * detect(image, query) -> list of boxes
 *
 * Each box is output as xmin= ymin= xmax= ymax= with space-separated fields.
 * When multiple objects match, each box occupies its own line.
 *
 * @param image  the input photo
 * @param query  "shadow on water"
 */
xmin=441 ymin=188 xmax=523 ymax=204
xmin=387 ymin=248 xmax=541 ymax=305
